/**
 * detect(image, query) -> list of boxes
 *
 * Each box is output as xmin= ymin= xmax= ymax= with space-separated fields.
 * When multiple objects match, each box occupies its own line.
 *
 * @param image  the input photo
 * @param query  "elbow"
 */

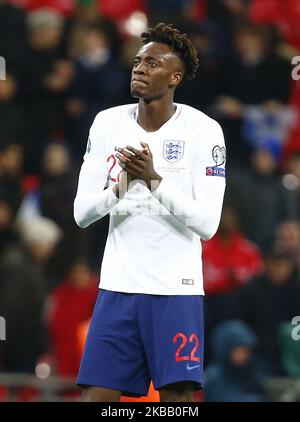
xmin=201 ymin=229 xmax=217 ymax=241
xmin=74 ymin=212 xmax=88 ymax=229
xmin=74 ymin=217 xmax=88 ymax=229
xmin=193 ymin=220 xmax=219 ymax=241
xmin=189 ymin=225 xmax=217 ymax=241
xmin=197 ymin=209 xmax=222 ymax=240
xmin=201 ymin=221 xmax=220 ymax=241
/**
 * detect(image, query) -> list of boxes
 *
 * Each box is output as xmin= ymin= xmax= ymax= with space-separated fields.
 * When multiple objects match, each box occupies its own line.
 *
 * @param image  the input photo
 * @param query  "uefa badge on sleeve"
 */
xmin=212 ymin=145 xmax=226 ymax=166
xmin=206 ymin=145 xmax=226 ymax=177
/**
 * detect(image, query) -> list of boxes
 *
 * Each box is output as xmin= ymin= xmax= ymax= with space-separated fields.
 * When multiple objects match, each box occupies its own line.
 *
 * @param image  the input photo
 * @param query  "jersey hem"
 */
xmin=99 ymin=284 xmax=205 ymax=296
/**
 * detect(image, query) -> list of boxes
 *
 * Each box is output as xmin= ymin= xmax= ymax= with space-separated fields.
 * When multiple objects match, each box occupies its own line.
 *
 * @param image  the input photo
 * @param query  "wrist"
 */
xmin=148 ymin=174 xmax=162 ymax=192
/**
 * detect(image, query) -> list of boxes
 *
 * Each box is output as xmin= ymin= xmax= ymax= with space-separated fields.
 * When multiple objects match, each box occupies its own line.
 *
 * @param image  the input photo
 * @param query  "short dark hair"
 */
xmin=141 ymin=23 xmax=199 ymax=81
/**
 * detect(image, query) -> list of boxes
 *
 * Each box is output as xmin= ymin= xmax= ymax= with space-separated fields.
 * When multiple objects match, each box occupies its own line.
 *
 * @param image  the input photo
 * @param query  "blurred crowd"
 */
xmin=0 ymin=0 xmax=300 ymax=402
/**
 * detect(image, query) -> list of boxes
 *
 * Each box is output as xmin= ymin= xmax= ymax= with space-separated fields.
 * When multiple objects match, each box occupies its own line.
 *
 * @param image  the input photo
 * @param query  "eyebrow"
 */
xmin=134 ymin=55 xmax=163 ymax=62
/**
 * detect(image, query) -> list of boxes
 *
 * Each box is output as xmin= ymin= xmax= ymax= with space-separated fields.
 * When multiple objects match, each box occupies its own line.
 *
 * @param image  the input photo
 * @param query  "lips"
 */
xmin=131 ymin=79 xmax=148 ymax=85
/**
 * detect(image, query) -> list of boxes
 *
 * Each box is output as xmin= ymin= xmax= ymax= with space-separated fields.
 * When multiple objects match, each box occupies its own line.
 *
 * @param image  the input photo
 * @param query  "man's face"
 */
xmin=130 ymin=42 xmax=183 ymax=100
xmin=266 ymin=257 xmax=294 ymax=285
xmin=230 ymin=346 xmax=252 ymax=368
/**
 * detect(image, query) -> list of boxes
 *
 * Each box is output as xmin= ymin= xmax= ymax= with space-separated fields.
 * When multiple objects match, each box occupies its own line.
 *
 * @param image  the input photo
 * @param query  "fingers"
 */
xmin=140 ymin=142 xmax=152 ymax=158
xmin=117 ymin=153 xmax=141 ymax=174
xmin=115 ymin=151 xmax=142 ymax=171
xmin=125 ymin=145 xmax=145 ymax=161
xmin=115 ymin=152 xmax=129 ymax=168
xmin=115 ymin=147 xmax=136 ymax=161
xmin=115 ymin=145 xmax=151 ymax=161
xmin=119 ymin=162 xmax=140 ymax=178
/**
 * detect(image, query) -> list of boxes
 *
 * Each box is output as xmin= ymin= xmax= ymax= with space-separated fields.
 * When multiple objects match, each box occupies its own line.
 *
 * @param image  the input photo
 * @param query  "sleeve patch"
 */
xmin=206 ymin=167 xmax=226 ymax=177
xmin=212 ymin=145 xmax=226 ymax=166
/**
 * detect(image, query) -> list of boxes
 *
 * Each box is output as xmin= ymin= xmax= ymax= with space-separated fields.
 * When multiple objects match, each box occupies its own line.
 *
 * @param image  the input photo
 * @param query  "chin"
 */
xmin=130 ymin=88 xmax=144 ymax=98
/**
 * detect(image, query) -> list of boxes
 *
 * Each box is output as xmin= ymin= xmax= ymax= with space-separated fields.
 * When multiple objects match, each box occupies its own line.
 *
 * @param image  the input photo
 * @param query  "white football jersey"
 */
xmin=74 ymin=103 xmax=226 ymax=295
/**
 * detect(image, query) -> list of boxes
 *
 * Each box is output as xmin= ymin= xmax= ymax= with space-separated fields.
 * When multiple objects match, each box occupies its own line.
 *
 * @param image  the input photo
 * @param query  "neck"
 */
xmin=137 ymin=95 xmax=176 ymax=132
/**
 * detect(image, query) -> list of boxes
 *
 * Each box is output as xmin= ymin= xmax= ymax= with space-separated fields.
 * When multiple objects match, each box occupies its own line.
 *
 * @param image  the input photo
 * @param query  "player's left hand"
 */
xmin=115 ymin=142 xmax=162 ymax=191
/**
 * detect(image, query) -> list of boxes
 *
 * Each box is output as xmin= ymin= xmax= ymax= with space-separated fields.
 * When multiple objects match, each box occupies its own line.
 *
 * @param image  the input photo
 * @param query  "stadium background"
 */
xmin=0 ymin=0 xmax=300 ymax=402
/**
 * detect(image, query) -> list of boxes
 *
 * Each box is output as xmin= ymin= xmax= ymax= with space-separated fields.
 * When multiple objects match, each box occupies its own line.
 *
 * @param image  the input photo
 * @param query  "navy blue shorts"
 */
xmin=77 ymin=290 xmax=204 ymax=397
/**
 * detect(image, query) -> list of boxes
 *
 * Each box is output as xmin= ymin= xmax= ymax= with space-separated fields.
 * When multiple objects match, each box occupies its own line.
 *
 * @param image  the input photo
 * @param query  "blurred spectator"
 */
xmin=0 ymin=140 xmax=24 ymax=213
xmin=214 ymin=24 xmax=292 ymax=166
xmin=229 ymin=147 xmax=295 ymax=250
xmin=0 ymin=197 xmax=19 ymax=257
xmin=176 ymin=22 xmax=220 ymax=112
xmin=202 ymin=205 xmax=263 ymax=361
xmin=17 ymin=175 xmax=41 ymax=223
xmin=283 ymin=152 xmax=300 ymax=219
xmin=17 ymin=216 xmax=62 ymax=270
xmin=274 ymin=221 xmax=300 ymax=264
xmin=0 ymin=252 xmax=47 ymax=372
xmin=0 ymin=74 xmax=26 ymax=139
xmin=65 ymin=22 xmax=126 ymax=159
xmin=17 ymin=152 xmax=100 ymax=283
xmin=148 ymin=0 xmax=190 ymax=26
xmin=203 ymin=205 xmax=263 ymax=362
xmin=18 ymin=8 xmax=73 ymax=171
xmin=48 ymin=259 xmax=98 ymax=376
xmin=203 ymin=205 xmax=263 ymax=296
xmin=68 ymin=16 xmax=122 ymax=60
xmin=233 ymin=248 xmax=300 ymax=374
xmin=206 ymin=0 xmax=250 ymax=59
xmin=284 ymin=81 xmax=300 ymax=161
xmin=242 ymin=104 xmax=295 ymax=158
xmin=250 ymin=0 xmax=300 ymax=52
xmin=204 ymin=320 xmax=269 ymax=402
xmin=0 ymin=0 xmax=28 ymax=67
xmin=218 ymin=24 xmax=291 ymax=106
xmin=119 ymin=34 xmax=142 ymax=103
xmin=40 ymin=143 xmax=77 ymax=230
xmin=0 ymin=217 xmax=52 ymax=372
xmin=17 ymin=213 xmax=68 ymax=287
xmin=26 ymin=0 xmax=75 ymax=17
xmin=96 ymin=0 xmax=146 ymax=28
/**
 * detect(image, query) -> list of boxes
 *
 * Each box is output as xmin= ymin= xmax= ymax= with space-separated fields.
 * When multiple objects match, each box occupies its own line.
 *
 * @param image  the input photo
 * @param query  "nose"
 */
xmin=133 ymin=61 xmax=147 ymax=74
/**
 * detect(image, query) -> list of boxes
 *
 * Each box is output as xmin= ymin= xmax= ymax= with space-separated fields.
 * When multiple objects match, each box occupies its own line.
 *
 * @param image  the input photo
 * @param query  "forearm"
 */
xmin=73 ymin=165 xmax=119 ymax=228
xmin=152 ymin=179 xmax=225 ymax=240
xmin=74 ymin=187 xmax=119 ymax=228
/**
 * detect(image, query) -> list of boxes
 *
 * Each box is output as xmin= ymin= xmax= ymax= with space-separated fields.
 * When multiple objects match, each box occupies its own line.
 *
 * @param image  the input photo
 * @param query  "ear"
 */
xmin=169 ymin=72 xmax=183 ymax=88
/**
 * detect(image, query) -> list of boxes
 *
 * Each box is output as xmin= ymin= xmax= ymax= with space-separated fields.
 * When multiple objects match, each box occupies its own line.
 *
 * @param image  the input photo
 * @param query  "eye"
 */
xmin=149 ymin=61 xmax=158 ymax=67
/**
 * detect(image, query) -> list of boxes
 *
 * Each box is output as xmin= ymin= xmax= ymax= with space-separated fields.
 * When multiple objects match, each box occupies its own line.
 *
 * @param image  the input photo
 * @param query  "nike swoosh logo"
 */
xmin=186 ymin=363 xmax=201 ymax=371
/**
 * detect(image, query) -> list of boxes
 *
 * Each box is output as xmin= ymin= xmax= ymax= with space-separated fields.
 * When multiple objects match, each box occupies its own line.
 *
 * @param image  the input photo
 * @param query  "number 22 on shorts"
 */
xmin=173 ymin=332 xmax=201 ymax=362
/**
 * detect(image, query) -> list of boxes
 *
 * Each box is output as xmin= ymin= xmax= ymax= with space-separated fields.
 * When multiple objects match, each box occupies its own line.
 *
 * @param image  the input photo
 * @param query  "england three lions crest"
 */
xmin=163 ymin=140 xmax=185 ymax=163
